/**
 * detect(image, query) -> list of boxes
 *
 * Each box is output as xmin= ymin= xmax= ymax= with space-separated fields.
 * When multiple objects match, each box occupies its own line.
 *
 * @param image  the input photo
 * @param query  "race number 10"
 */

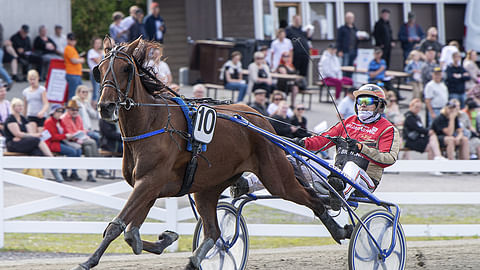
xmin=193 ymin=105 xmax=217 ymax=144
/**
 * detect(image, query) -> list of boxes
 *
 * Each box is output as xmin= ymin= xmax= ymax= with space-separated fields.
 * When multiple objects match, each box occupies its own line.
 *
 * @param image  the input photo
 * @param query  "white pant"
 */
xmin=242 ymin=161 xmax=376 ymax=199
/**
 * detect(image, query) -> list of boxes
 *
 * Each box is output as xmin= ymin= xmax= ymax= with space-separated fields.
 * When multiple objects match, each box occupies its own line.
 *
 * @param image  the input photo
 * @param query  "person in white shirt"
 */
xmin=119 ymin=5 xmax=139 ymax=42
xmin=270 ymin=28 xmax=293 ymax=71
xmin=318 ymin=44 xmax=353 ymax=99
xmin=439 ymin=40 xmax=460 ymax=71
xmin=87 ymin=37 xmax=103 ymax=104
xmin=51 ymin=25 xmax=67 ymax=55
xmin=424 ymin=66 xmax=449 ymax=126
xmin=145 ymin=47 xmax=172 ymax=86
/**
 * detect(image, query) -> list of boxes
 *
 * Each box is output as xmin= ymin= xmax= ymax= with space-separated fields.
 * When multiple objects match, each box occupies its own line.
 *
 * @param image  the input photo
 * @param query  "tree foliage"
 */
xmin=71 ymin=0 xmax=146 ymax=52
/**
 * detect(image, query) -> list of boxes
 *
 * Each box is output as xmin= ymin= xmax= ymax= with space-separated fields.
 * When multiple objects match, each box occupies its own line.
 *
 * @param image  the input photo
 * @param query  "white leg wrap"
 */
xmin=243 ymin=172 xmax=264 ymax=193
xmin=342 ymin=161 xmax=376 ymax=199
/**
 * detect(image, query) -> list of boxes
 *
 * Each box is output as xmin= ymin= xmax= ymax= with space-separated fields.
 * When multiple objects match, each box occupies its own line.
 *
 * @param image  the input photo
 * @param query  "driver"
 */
xmin=231 ymin=84 xmax=400 ymax=211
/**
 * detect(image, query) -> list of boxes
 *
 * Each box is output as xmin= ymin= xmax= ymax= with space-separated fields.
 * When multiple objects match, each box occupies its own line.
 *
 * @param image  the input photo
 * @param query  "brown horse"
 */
xmin=72 ymin=37 xmax=349 ymax=270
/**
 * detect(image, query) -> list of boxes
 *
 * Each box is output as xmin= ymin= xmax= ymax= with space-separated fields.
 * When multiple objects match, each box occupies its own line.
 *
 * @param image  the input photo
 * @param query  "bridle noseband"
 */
xmin=93 ymin=45 xmax=137 ymax=111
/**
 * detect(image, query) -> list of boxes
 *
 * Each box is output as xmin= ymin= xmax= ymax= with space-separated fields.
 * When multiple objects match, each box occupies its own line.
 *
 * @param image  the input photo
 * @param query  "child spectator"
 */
xmin=290 ymin=104 xmax=310 ymax=138
xmin=445 ymin=52 xmax=470 ymax=108
xmin=44 ymin=104 xmax=82 ymax=181
xmin=87 ymin=37 xmax=103 ymax=104
xmin=221 ymin=51 xmax=247 ymax=103
xmin=22 ymin=69 xmax=48 ymax=133
xmin=319 ymin=43 xmax=353 ymax=99
xmin=404 ymin=50 xmax=425 ymax=100
xmin=431 ymin=99 xmax=470 ymax=160
xmin=5 ymin=98 xmax=63 ymax=182
xmin=64 ymin=33 xmax=85 ymax=101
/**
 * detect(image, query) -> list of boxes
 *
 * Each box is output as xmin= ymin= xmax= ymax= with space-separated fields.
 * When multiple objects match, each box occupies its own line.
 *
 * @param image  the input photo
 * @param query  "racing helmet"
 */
xmin=353 ymin=84 xmax=386 ymax=114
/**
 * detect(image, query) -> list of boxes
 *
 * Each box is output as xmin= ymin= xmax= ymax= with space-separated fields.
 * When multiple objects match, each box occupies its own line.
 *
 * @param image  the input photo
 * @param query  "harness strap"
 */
xmin=122 ymin=128 xmax=166 ymax=142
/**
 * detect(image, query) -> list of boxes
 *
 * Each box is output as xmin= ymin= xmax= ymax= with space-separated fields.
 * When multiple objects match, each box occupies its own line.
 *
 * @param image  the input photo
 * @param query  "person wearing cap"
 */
xmin=51 ymin=25 xmax=67 ymax=55
xmin=128 ymin=8 xmax=147 ymax=42
xmin=64 ymin=33 xmax=85 ymax=101
xmin=10 ymin=25 xmax=41 ymax=79
xmin=44 ymin=103 xmax=82 ymax=181
xmin=144 ymin=2 xmax=166 ymax=43
xmin=421 ymin=46 xmax=439 ymax=85
xmin=319 ymin=43 xmax=353 ymax=99
xmin=368 ymin=47 xmax=399 ymax=98
xmin=459 ymin=98 xmax=480 ymax=159
xmin=373 ymin=9 xmax=395 ymax=68
xmin=424 ymin=66 xmax=449 ymax=126
xmin=418 ymin=27 xmax=442 ymax=57
xmin=270 ymin=28 xmax=293 ymax=71
xmin=231 ymin=84 xmax=400 ymax=243
xmin=5 ymin=98 xmax=64 ymax=182
xmin=61 ymin=99 xmax=108 ymax=182
xmin=248 ymin=89 xmax=268 ymax=116
xmin=431 ymin=99 xmax=470 ymax=160
xmin=398 ymin=12 xmax=425 ymax=62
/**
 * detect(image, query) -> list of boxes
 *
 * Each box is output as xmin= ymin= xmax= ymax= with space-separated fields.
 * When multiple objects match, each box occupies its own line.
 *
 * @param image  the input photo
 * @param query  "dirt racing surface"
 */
xmin=0 ymin=239 xmax=478 ymax=270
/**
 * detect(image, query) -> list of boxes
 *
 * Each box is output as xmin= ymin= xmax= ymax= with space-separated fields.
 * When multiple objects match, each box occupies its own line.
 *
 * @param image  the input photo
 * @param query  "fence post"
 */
xmin=165 ymin=197 xmax=178 ymax=252
xmin=0 ymin=137 xmax=5 ymax=248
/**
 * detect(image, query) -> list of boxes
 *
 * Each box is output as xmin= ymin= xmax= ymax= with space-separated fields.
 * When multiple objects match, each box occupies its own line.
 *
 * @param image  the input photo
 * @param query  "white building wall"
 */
xmin=0 ymin=0 xmax=71 ymax=41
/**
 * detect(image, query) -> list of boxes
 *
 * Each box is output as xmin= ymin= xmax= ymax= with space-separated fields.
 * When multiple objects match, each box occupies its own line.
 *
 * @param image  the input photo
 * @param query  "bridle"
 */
xmin=93 ymin=45 xmax=137 ymax=111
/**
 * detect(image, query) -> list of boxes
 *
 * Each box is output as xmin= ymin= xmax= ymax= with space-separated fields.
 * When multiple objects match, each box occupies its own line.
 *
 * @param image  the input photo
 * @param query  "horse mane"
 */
xmin=124 ymin=39 xmax=170 ymax=96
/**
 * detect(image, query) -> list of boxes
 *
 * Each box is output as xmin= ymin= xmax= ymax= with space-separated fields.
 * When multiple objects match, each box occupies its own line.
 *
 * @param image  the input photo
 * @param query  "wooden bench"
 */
xmin=316 ymin=81 xmax=350 ymax=103
xmin=393 ymin=83 xmax=414 ymax=92
xmin=3 ymin=151 xmax=25 ymax=156
xmin=204 ymin=83 xmax=236 ymax=101
xmin=299 ymin=90 xmax=316 ymax=110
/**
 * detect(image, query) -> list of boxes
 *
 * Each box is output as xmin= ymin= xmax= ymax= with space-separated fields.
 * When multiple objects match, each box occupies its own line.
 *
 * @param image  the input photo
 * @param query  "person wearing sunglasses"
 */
xmin=44 ymin=103 xmax=82 ymax=181
xmin=296 ymin=84 xmax=400 ymax=210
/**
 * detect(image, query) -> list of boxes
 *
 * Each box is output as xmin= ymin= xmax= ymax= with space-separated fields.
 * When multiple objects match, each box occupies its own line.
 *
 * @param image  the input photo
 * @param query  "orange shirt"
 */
xmin=64 ymin=45 xmax=82 ymax=75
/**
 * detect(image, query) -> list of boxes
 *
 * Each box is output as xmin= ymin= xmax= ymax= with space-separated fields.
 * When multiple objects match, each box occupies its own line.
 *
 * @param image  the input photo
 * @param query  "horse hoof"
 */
xmin=124 ymin=227 xmax=143 ymax=255
xmin=185 ymin=260 xmax=199 ymax=270
xmin=160 ymin=230 xmax=179 ymax=243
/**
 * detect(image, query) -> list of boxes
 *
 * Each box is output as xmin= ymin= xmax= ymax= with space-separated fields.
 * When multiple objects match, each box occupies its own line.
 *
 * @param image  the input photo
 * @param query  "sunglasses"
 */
xmin=274 ymin=98 xmax=284 ymax=101
xmin=69 ymin=108 xmax=79 ymax=111
xmin=297 ymin=108 xmax=305 ymax=111
xmin=357 ymin=97 xmax=378 ymax=106
xmin=55 ymin=109 xmax=65 ymax=113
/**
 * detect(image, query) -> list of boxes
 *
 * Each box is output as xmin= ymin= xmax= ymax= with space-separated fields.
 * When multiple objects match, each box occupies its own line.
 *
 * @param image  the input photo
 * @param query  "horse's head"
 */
xmin=95 ymin=36 xmax=145 ymax=122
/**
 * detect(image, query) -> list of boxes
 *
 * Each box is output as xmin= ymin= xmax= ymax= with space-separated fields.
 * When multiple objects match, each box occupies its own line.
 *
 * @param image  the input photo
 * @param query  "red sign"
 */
xmin=45 ymin=59 xmax=68 ymax=104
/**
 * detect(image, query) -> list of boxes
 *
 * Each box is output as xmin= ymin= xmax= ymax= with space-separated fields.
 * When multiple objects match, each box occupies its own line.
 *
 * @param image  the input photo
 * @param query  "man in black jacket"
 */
xmin=286 ymin=15 xmax=310 ymax=77
xmin=10 ymin=25 xmax=42 ymax=77
xmin=336 ymin=12 xmax=358 ymax=71
xmin=373 ymin=9 xmax=395 ymax=68
xmin=445 ymin=52 xmax=470 ymax=108
xmin=144 ymin=2 xmax=166 ymax=43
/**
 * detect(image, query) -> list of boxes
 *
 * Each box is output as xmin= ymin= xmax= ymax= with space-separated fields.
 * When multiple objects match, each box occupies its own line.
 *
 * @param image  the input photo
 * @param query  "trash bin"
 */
xmin=189 ymin=40 xmax=234 ymax=84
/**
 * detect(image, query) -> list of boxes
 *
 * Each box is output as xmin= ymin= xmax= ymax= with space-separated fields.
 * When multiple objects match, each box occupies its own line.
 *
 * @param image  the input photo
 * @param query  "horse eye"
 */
xmin=124 ymin=66 xmax=132 ymax=73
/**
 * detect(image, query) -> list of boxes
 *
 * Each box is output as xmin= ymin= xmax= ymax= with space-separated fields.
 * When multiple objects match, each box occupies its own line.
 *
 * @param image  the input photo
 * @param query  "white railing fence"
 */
xmin=0 ymin=156 xmax=479 ymax=251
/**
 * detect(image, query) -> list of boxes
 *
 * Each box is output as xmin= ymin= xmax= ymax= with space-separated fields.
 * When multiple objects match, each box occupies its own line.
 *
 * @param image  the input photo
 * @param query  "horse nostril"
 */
xmin=99 ymin=102 xmax=116 ymax=112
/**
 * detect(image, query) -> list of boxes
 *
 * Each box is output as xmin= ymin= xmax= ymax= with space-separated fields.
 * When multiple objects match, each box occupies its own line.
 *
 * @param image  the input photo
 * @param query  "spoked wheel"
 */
xmin=348 ymin=210 xmax=406 ymax=270
xmin=192 ymin=202 xmax=249 ymax=270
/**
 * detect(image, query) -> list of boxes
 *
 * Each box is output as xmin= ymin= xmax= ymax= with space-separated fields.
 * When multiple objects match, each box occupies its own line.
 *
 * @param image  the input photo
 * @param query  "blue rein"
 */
xmin=122 ymin=128 xmax=166 ymax=142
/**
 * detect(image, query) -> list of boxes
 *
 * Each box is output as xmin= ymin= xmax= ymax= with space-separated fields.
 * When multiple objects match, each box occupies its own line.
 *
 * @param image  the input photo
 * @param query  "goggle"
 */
xmin=357 ymin=97 xmax=378 ymax=106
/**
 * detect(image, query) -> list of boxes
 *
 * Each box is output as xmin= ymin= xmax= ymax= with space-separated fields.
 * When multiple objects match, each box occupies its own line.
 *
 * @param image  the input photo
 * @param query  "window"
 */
xmin=309 ymin=2 xmax=336 ymax=40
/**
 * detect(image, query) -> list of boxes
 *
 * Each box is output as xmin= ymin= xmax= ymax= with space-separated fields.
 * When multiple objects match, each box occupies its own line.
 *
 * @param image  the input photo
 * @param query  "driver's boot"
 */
xmin=318 ymin=210 xmax=353 ymax=244
xmin=328 ymin=176 xmax=345 ymax=211
xmin=230 ymin=176 xmax=250 ymax=198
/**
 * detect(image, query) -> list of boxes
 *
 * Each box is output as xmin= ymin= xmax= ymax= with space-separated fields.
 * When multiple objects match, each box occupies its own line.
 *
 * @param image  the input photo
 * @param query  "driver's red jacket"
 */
xmin=304 ymin=115 xmax=400 ymax=183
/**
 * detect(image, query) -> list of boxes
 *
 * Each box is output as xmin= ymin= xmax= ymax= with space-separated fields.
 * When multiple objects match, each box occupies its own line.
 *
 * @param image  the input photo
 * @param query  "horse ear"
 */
xmin=132 ymin=38 xmax=146 ymax=60
xmin=126 ymin=37 xmax=142 ymax=56
xmin=103 ymin=35 xmax=113 ymax=54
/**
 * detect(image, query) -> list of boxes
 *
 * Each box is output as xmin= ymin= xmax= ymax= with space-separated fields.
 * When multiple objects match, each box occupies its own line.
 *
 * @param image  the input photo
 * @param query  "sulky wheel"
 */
xmin=192 ymin=202 xmax=249 ymax=270
xmin=348 ymin=209 xmax=406 ymax=270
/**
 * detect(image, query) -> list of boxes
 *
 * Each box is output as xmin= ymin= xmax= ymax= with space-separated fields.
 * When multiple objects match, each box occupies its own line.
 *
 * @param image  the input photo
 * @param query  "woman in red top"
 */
xmin=44 ymin=104 xmax=82 ymax=181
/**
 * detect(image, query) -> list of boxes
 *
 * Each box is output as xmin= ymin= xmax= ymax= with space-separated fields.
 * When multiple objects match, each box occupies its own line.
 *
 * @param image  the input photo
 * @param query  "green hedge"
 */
xmin=71 ymin=0 xmax=146 ymax=53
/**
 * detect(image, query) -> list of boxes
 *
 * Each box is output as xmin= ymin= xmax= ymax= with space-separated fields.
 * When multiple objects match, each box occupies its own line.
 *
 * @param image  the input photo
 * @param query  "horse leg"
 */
xmin=123 ymin=199 xmax=179 ymax=255
xmin=186 ymin=188 xmax=224 ymax=270
xmin=72 ymin=181 xmax=160 ymax=270
xmin=257 ymin=157 xmax=351 ymax=243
